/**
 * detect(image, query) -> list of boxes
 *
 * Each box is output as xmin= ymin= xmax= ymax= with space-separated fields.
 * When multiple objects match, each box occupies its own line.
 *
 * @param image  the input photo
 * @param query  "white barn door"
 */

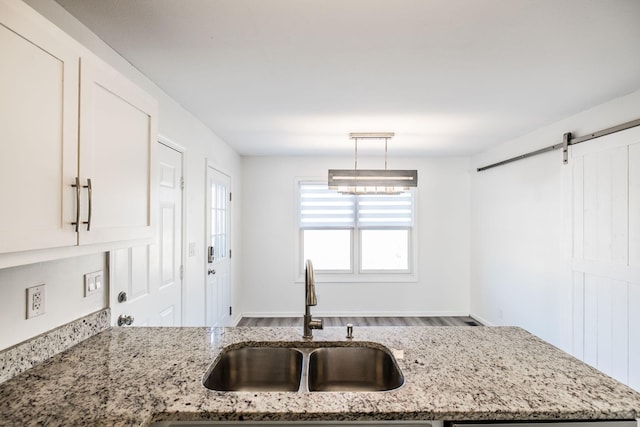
xmin=571 ymin=125 xmax=640 ymax=391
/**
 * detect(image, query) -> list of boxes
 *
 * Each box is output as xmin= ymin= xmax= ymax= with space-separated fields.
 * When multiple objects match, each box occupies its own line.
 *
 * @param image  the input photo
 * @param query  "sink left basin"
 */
xmin=203 ymin=347 xmax=303 ymax=392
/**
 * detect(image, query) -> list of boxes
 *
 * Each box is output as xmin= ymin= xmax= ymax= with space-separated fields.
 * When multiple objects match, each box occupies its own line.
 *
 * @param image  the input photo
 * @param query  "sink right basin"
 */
xmin=308 ymin=346 xmax=404 ymax=392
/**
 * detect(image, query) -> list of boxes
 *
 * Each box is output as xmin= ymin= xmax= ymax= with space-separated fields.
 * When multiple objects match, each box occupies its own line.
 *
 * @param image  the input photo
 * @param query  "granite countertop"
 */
xmin=0 ymin=326 xmax=639 ymax=426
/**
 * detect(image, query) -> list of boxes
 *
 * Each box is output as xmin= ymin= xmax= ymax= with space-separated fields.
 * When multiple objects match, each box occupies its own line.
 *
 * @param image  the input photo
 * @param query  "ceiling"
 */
xmin=55 ymin=0 xmax=640 ymax=157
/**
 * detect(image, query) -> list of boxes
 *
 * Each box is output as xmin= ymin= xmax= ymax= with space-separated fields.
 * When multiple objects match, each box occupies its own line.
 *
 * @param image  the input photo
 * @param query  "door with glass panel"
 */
xmin=205 ymin=165 xmax=232 ymax=327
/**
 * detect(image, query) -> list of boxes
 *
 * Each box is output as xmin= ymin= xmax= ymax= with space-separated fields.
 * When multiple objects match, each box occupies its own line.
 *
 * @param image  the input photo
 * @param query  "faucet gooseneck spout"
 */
xmin=303 ymin=259 xmax=323 ymax=339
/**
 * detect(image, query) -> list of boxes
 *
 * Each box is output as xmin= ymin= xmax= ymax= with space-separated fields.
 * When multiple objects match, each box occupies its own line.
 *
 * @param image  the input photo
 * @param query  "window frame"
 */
xmin=295 ymin=178 xmax=418 ymax=283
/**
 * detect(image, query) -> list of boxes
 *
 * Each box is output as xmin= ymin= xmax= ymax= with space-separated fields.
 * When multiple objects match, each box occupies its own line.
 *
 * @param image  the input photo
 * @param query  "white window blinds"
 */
xmin=300 ymin=183 xmax=413 ymax=229
xmin=357 ymin=193 xmax=413 ymax=227
xmin=300 ymin=183 xmax=355 ymax=228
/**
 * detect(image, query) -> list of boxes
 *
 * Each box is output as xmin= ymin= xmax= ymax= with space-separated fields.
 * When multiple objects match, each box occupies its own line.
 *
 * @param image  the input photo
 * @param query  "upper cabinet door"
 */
xmin=78 ymin=56 xmax=158 ymax=245
xmin=0 ymin=0 xmax=79 ymax=254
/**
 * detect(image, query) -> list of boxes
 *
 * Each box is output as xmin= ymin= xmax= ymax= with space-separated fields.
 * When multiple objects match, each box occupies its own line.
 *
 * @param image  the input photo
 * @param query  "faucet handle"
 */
xmin=309 ymin=318 xmax=323 ymax=330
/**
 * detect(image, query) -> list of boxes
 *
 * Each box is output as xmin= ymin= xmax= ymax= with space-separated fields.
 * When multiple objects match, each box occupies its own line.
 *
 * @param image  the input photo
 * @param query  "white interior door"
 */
xmin=110 ymin=142 xmax=183 ymax=326
xmin=205 ymin=165 xmax=232 ymax=327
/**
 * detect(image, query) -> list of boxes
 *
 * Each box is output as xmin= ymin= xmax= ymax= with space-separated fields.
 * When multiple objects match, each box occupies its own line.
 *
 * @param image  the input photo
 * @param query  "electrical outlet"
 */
xmin=26 ymin=284 xmax=46 ymax=319
xmin=84 ymin=270 xmax=103 ymax=297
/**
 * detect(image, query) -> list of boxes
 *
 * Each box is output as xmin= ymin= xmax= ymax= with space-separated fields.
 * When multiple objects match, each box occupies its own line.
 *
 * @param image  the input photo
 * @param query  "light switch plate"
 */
xmin=84 ymin=270 xmax=103 ymax=297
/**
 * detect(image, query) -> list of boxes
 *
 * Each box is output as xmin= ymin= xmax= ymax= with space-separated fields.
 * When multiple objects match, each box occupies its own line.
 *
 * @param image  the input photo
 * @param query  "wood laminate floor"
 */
xmin=237 ymin=316 xmax=481 ymax=327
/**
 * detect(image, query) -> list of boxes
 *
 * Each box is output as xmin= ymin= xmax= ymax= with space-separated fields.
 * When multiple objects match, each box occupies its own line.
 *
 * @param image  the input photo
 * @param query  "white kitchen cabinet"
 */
xmin=0 ymin=0 xmax=79 ymax=254
xmin=77 ymin=55 xmax=157 ymax=245
xmin=0 ymin=0 xmax=157 ymax=263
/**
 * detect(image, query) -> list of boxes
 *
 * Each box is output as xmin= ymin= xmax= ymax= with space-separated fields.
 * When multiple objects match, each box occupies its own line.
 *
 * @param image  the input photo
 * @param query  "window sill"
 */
xmin=294 ymin=273 xmax=418 ymax=284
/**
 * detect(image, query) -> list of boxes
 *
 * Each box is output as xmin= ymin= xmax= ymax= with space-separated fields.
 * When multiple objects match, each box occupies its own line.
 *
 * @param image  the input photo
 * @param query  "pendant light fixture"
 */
xmin=328 ymin=132 xmax=418 ymax=195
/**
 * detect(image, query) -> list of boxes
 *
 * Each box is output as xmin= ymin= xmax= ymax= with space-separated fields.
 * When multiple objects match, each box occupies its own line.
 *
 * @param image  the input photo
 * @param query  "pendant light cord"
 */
xmin=353 ymin=138 xmax=389 ymax=170
xmin=354 ymin=137 xmax=359 ymax=171
xmin=355 ymin=136 xmax=389 ymax=170
xmin=384 ymin=137 xmax=388 ymax=170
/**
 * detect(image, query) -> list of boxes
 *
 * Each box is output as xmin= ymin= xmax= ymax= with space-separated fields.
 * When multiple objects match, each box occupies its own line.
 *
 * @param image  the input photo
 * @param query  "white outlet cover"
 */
xmin=26 ymin=284 xmax=46 ymax=319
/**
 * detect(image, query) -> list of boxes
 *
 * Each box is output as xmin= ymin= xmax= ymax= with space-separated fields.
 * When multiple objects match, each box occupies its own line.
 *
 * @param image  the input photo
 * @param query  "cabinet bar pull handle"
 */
xmin=71 ymin=177 xmax=80 ymax=232
xmin=82 ymin=178 xmax=92 ymax=231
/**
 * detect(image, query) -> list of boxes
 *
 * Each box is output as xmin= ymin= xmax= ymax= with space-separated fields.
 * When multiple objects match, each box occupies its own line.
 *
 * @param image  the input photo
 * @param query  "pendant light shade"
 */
xmin=328 ymin=133 xmax=418 ymax=195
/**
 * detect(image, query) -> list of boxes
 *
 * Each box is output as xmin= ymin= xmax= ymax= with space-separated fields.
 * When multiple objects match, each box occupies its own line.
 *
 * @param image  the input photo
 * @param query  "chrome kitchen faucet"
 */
xmin=303 ymin=259 xmax=323 ymax=339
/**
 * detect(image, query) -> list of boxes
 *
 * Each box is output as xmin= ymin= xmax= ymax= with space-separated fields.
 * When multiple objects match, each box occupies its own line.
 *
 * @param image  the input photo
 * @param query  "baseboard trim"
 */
xmin=240 ymin=310 xmax=472 ymax=318
xmin=230 ymin=314 xmax=243 ymax=326
xmin=469 ymin=312 xmax=494 ymax=326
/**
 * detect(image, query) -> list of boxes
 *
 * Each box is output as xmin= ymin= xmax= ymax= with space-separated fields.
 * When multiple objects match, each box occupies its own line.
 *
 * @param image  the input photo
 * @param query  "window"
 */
xmin=299 ymin=182 xmax=415 ymax=280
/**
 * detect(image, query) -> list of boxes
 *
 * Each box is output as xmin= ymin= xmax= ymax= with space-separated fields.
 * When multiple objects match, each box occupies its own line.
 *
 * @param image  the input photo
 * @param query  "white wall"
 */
xmin=0 ymin=253 xmax=106 ymax=349
xmin=470 ymin=89 xmax=640 ymax=353
xmin=12 ymin=0 xmax=243 ymax=328
xmin=241 ymin=156 xmax=470 ymax=317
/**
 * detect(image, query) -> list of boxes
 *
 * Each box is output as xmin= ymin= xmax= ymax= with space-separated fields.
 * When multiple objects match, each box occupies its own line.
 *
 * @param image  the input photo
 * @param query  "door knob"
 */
xmin=117 ymin=314 xmax=134 ymax=326
xmin=117 ymin=291 xmax=127 ymax=303
xmin=208 ymin=268 xmax=216 ymax=275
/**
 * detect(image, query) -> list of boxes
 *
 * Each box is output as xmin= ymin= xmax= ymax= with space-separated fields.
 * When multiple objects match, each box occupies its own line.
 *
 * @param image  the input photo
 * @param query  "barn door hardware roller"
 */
xmin=562 ymin=132 xmax=571 ymax=165
xmin=477 ymin=118 xmax=640 ymax=172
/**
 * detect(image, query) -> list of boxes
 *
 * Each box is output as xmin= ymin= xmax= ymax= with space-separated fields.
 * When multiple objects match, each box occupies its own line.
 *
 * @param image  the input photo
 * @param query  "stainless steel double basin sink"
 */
xmin=203 ymin=343 xmax=404 ymax=392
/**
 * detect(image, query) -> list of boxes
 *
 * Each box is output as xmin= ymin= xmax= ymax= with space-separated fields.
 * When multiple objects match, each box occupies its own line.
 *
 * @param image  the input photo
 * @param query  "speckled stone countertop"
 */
xmin=0 ymin=326 xmax=639 ymax=426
